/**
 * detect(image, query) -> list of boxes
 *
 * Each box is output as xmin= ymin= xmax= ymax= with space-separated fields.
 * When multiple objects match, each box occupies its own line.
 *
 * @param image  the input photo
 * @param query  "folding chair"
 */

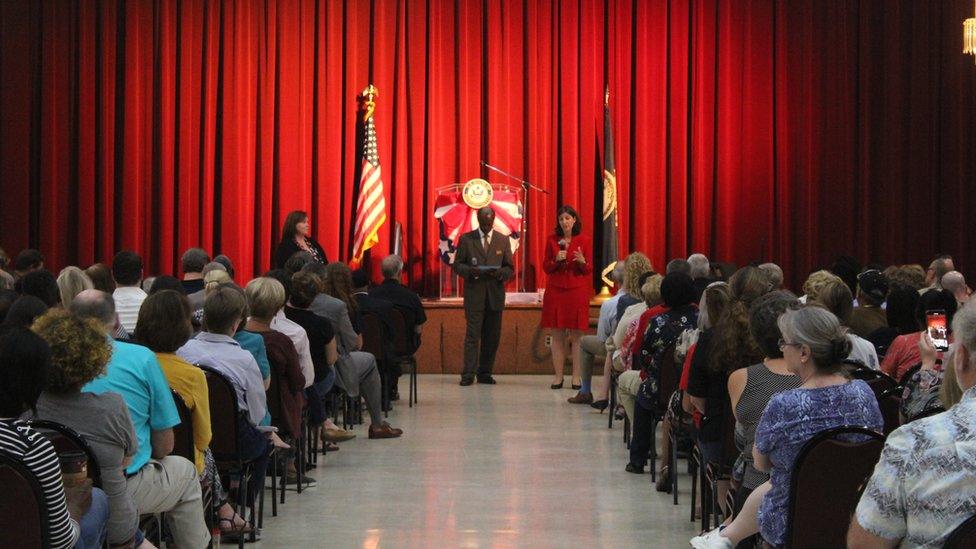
xmin=389 ymin=308 xmax=419 ymax=407
xmin=945 ymin=514 xmax=976 ymax=548
xmin=0 ymin=450 xmax=50 ymax=548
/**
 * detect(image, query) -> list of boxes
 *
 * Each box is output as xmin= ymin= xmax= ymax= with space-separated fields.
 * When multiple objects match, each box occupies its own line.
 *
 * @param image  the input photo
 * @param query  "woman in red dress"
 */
xmin=542 ymin=205 xmax=593 ymax=389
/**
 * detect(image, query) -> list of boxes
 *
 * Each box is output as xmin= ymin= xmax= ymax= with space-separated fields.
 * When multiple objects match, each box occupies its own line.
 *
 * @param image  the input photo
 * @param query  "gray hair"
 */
xmin=181 ymin=248 xmax=210 ymax=274
xmin=759 ymin=262 xmax=784 ymax=290
xmin=201 ymin=261 xmax=228 ymax=278
xmin=666 ymin=259 xmax=691 ymax=276
xmin=69 ymin=289 xmax=117 ymax=327
xmin=381 ymin=255 xmax=404 ymax=280
xmin=952 ymin=304 xmax=976 ymax=368
xmin=687 ymin=253 xmax=710 ymax=279
xmin=777 ymin=306 xmax=851 ymax=373
xmin=611 ymin=261 xmax=626 ymax=284
xmin=942 ymin=271 xmax=967 ymax=294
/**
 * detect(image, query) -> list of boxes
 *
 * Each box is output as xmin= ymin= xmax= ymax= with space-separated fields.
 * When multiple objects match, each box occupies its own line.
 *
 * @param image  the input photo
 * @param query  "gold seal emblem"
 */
xmin=462 ymin=178 xmax=493 ymax=209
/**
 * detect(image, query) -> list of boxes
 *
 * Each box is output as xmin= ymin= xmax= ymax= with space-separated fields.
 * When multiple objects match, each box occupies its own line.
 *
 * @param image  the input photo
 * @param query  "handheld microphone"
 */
xmin=558 ymin=239 xmax=568 ymax=251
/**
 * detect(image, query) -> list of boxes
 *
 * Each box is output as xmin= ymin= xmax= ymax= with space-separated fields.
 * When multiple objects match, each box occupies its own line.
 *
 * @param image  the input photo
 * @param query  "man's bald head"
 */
xmin=942 ymin=271 xmax=967 ymax=295
xmin=69 ymin=289 xmax=117 ymax=330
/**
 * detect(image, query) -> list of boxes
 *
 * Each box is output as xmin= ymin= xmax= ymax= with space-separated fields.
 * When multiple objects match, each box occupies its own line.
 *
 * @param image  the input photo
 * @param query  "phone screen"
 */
xmin=926 ymin=311 xmax=949 ymax=352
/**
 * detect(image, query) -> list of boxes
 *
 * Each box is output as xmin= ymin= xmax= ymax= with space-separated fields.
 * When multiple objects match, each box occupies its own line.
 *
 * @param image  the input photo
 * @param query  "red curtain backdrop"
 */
xmin=2 ymin=0 xmax=974 ymax=293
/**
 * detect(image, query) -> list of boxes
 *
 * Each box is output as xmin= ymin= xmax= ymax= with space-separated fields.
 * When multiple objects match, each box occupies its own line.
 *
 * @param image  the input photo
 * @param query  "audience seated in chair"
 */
xmin=70 ymin=289 xmax=211 ymax=548
xmin=849 ymin=269 xmax=889 ymax=339
xmin=134 ymin=289 xmax=256 ymax=540
xmin=691 ymin=306 xmax=883 ymax=549
xmin=263 ymin=269 xmax=315 ymax=389
xmin=807 ymin=279 xmax=880 ymax=369
xmin=568 ymin=261 xmax=624 ymax=405
xmin=111 ymin=251 xmax=147 ymax=334
xmin=880 ymin=289 xmax=957 ymax=381
xmin=849 ymin=302 xmax=976 ymax=547
xmin=0 ymin=325 xmax=110 ymax=549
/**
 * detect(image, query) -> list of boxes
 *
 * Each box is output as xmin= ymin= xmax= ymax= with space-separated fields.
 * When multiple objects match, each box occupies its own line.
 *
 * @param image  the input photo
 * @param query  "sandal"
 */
xmin=218 ymin=513 xmax=254 ymax=535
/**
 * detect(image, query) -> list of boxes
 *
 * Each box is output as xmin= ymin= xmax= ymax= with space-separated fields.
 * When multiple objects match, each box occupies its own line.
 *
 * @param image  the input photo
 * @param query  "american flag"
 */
xmin=351 ymin=92 xmax=386 ymax=268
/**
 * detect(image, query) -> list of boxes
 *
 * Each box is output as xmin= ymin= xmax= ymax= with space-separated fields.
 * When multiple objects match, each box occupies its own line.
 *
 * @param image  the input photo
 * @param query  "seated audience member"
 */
xmin=881 ymin=289 xmax=957 ymax=381
xmin=921 ymin=254 xmax=954 ymax=293
xmin=758 ymin=262 xmax=784 ymax=292
xmin=615 ymin=253 xmax=654 ymax=327
xmin=32 ymin=311 xmax=149 ymax=548
xmin=0 ymin=288 xmax=17 ymax=320
xmin=351 ymin=269 xmax=399 ymax=393
xmin=13 ymin=248 xmax=44 ymax=280
xmin=284 ymin=251 xmax=315 ymax=275
xmin=1 ymin=325 xmax=110 ymax=549
xmin=666 ymin=258 xmax=692 ymax=276
xmin=111 ymin=251 xmax=147 ymax=333
xmin=613 ymin=274 xmax=665 ymax=423
xmin=866 ymin=283 xmax=919 ymax=360
xmin=134 ymin=290 xmax=253 ymax=538
xmin=680 ymin=282 xmax=732 ymax=425
xmin=180 ymin=248 xmax=210 ymax=295
xmin=885 ymin=264 xmax=926 ymax=292
xmin=568 ymin=261 xmax=625 ymax=405
xmin=263 ymin=270 xmax=314 ymax=388
xmin=687 ymin=267 xmax=768 ymax=466
xmin=147 ymin=275 xmax=185 ymax=295
xmin=20 ymin=269 xmax=61 ymax=308
xmin=3 ymin=295 xmax=49 ymax=328
xmin=188 ymin=262 xmax=229 ymax=310
xmin=800 ymin=269 xmax=843 ymax=304
xmin=692 ymin=306 xmax=883 ymax=549
xmin=830 ymin=255 xmax=861 ymax=297
xmin=688 ymin=253 xmax=714 ymax=300
xmin=303 ymin=262 xmax=403 ymax=439
xmin=849 ymin=302 xmax=976 ymax=547
xmin=810 ymin=280 xmax=880 ymax=370
xmin=71 ymin=290 xmax=209 ymax=548
xmin=727 ymin=291 xmax=802 ymax=512
xmin=369 ymin=254 xmax=428 ymax=345
xmin=941 ymin=270 xmax=971 ymax=308
xmin=85 ymin=263 xmax=116 ymax=293
xmin=849 ymin=269 xmax=889 ymax=338
xmin=213 ymin=254 xmax=235 ymax=280
xmin=56 ymin=266 xmax=94 ymax=308
xmin=243 ymin=278 xmax=308 ymax=470
xmin=626 ymin=273 xmax=699 ymax=476
xmin=284 ymin=272 xmax=350 ymax=446
xmin=177 ymin=286 xmax=278 ymax=510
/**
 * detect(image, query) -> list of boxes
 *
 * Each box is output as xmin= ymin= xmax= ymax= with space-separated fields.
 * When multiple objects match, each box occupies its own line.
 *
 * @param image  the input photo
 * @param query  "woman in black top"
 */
xmin=273 ymin=210 xmax=328 ymax=269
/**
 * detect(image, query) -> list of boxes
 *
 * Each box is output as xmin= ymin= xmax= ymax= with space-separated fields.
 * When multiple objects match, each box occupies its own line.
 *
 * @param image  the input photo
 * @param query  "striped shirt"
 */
xmin=856 ymin=385 xmax=976 ymax=547
xmin=0 ymin=419 xmax=79 ymax=548
xmin=733 ymin=362 xmax=802 ymax=489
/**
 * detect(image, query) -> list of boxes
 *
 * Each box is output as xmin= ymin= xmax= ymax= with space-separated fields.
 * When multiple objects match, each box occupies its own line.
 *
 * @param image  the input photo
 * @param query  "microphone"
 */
xmin=559 ymin=239 xmax=568 ymax=250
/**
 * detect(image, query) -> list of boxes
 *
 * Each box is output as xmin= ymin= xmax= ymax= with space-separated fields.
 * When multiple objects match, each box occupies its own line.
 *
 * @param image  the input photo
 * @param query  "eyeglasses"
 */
xmin=778 ymin=338 xmax=802 ymax=350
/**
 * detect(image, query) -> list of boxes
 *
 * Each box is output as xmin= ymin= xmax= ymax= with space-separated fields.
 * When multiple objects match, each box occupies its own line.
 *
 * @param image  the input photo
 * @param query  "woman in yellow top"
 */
xmin=134 ymin=289 xmax=254 ymax=538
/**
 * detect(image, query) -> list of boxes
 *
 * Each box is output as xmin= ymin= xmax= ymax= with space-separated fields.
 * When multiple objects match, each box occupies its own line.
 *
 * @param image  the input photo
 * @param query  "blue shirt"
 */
xmin=596 ymin=293 xmax=621 ymax=342
xmin=234 ymin=330 xmax=272 ymax=426
xmin=755 ymin=380 xmax=883 ymax=547
xmin=83 ymin=339 xmax=180 ymax=474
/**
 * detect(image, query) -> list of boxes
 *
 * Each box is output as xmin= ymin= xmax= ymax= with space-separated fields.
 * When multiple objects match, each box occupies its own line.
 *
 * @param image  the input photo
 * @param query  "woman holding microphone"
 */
xmin=541 ymin=206 xmax=593 ymax=391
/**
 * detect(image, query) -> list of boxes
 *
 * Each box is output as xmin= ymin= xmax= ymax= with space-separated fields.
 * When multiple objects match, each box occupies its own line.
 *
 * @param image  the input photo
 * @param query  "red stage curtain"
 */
xmin=2 ymin=0 xmax=974 ymax=292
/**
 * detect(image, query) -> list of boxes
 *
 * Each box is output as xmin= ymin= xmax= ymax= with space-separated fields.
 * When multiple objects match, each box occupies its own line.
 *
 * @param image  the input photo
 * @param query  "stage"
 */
xmin=415 ymin=298 xmax=601 ymax=375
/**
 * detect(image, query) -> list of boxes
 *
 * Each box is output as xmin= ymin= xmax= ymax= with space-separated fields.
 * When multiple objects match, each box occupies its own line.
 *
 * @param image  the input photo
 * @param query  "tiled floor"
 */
xmin=258 ymin=375 xmax=700 ymax=548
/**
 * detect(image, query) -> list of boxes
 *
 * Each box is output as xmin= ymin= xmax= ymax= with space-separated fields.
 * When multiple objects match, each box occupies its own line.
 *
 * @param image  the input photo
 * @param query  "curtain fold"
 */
xmin=1 ymin=0 xmax=974 ymax=292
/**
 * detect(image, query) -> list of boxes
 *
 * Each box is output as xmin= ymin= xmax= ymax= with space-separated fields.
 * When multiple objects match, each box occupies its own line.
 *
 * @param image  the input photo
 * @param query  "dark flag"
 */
xmin=601 ymin=87 xmax=619 ymax=288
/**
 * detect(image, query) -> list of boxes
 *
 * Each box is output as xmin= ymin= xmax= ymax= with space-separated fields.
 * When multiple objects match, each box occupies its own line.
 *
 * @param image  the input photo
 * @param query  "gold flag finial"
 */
xmin=358 ymin=85 xmax=379 ymax=120
xmin=604 ymin=86 xmax=609 ymax=107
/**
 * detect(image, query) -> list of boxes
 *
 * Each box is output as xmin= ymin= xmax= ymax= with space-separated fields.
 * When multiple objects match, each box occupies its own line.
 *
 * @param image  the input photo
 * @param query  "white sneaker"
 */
xmin=689 ymin=527 xmax=733 ymax=549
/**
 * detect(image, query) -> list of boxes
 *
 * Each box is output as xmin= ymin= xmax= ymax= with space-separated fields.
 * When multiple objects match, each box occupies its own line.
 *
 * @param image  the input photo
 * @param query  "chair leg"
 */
xmin=409 ymin=360 xmax=417 ymax=407
xmin=279 ymin=450 xmax=286 ymax=505
xmin=690 ymin=458 xmax=698 ymax=522
xmin=671 ymin=430 xmax=680 ymax=505
xmin=649 ymin=420 xmax=658 ymax=483
xmin=608 ymin=378 xmax=616 ymax=429
xmin=237 ymin=470 xmax=248 ymax=549
xmin=270 ymin=449 xmax=278 ymax=517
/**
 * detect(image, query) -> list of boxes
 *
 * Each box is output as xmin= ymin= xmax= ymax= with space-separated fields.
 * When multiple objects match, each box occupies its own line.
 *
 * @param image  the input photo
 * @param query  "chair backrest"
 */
xmin=388 ymin=308 xmax=415 ymax=356
xmin=785 ymin=426 xmax=885 ymax=548
xmin=0 ymin=450 xmax=49 ymax=548
xmin=905 ymin=405 xmax=946 ymax=423
xmin=656 ymin=342 xmax=680 ymax=413
xmin=945 ymin=514 xmax=976 ymax=548
xmin=28 ymin=419 xmax=102 ymax=488
xmin=170 ymin=390 xmax=196 ymax=463
xmin=264 ymin=366 xmax=285 ymax=435
xmin=360 ymin=312 xmax=385 ymax=358
xmin=877 ymin=387 xmax=903 ymax=436
xmin=198 ymin=366 xmax=242 ymax=463
xmin=864 ymin=373 xmax=899 ymax=400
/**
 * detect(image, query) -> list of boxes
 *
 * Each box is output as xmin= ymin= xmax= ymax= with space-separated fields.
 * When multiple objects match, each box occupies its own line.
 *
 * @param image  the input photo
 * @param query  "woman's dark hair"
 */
xmin=85 ymin=263 xmax=116 ymax=293
xmin=0 ymin=326 xmax=51 ymax=416
xmin=135 ymin=290 xmax=193 ymax=353
xmin=3 ymin=296 xmax=49 ymax=328
xmin=885 ymin=283 xmax=920 ymax=334
xmin=285 ymin=251 xmax=314 ymax=275
xmin=660 ymin=272 xmax=696 ymax=309
xmin=149 ymin=275 xmax=187 ymax=295
xmin=281 ymin=210 xmax=308 ymax=242
xmin=553 ymin=205 xmax=582 ymax=236
xmin=290 ymin=271 xmax=321 ymax=309
xmin=916 ymin=289 xmax=958 ymax=330
xmin=323 ymin=262 xmax=357 ymax=318
xmin=813 ymin=280 xmax=854 ymax=325
xmin=0 ymin=288 xmax=19 ymax=322
xmin=20 ymin=269 xmax=60 ymax=307
xmin=749 ymin=290 xmax=800 ymax=358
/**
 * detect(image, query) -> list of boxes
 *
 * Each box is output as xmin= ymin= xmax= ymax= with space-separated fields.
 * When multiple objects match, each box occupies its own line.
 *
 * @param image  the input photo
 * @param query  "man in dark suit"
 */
xmin=452 ymin=206 xmax=515 ymax=386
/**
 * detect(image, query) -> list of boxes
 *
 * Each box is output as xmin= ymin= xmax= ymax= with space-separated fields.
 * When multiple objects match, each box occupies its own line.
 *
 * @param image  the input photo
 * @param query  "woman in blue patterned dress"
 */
xmin=691 ymin=306 xmax=883 ymax=549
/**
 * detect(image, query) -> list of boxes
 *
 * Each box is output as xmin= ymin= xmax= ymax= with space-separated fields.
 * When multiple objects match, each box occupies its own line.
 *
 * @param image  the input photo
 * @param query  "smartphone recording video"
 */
xmin=926 ymin=310 xmax=949 ymax=352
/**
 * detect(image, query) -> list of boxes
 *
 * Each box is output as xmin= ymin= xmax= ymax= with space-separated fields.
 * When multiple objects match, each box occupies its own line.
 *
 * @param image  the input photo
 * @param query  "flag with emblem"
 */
xmin=601 ymin=87 xmax=619 ymax=287
xmin=351 ymin=85 xmax=387 ymax=268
